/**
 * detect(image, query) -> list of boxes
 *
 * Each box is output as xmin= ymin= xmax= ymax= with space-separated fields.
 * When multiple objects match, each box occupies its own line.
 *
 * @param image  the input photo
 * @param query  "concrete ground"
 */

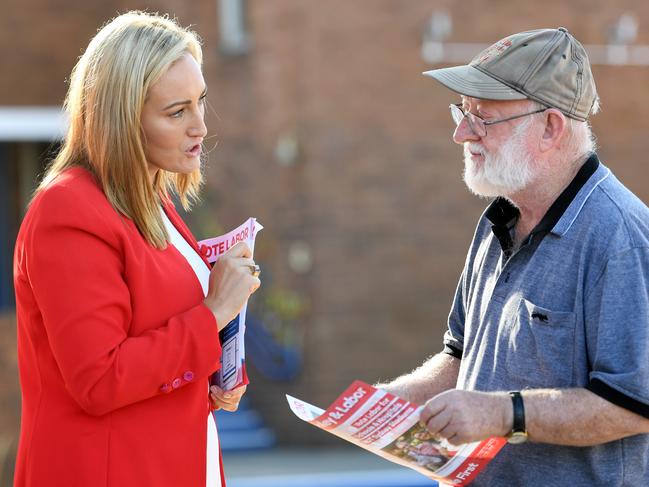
xmin=222 ymin=447 xmax=439 ymax=487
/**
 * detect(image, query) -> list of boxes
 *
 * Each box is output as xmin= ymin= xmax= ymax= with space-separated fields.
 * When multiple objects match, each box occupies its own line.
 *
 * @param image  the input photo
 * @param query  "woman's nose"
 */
xmin=190 ymin=112 xmax=207 ymax=138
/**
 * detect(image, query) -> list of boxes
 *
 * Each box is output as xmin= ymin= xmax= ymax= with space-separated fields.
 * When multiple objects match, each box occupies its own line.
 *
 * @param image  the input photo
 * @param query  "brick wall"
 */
xmin=1 ymin=0 xmax=649 ymax=446
xmin=203 ymin=0 xmax=649 ymax=443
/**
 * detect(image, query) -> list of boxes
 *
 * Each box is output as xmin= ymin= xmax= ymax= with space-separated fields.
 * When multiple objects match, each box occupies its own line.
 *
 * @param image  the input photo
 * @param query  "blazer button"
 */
xmin=183 ymin=371 xmax=194 ymax=382
xmin=172 ymin=378 xmax=182 ymax=389
xmin=160 ymin=383 xmax=171 ymax=393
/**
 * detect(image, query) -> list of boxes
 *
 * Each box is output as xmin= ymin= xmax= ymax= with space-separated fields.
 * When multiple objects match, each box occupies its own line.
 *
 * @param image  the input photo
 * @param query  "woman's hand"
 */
xmin=203 ymin=242 xmax=261 ymax=331
xmin=210 ymin=384 xmax=247 ymax=411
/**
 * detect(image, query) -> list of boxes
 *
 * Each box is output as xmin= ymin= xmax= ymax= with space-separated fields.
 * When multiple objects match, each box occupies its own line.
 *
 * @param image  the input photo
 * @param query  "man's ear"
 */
xmin=539 ymin=109 xmax=567 ymax=153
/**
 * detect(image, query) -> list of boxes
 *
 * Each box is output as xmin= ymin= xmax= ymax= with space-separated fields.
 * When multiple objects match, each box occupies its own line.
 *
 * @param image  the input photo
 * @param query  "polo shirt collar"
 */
xmin=531 ymin=152 xmax=601 ymax=236
xmin=550 ymin=154 xmax=610 ymax=236
xmin=485 ymin=153 xmax=607 ymax=249
xmin=485 ymin=196 xmax=518 ymax=254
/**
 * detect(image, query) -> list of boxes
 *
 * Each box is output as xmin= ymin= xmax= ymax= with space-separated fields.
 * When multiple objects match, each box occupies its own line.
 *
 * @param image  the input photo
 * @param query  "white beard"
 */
xmin=462 ymin=119 xmax=537 ymax=198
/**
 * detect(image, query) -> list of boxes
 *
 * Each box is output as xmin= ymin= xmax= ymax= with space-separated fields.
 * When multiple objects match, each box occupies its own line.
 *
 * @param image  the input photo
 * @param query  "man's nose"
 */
xmin=452 ymin=118 xmax=480 ymax=145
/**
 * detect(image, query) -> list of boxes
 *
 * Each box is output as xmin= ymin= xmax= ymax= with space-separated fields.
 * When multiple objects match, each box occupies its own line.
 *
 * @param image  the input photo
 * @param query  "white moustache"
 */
xmin=465 ymin=143 xmax=485 ymax=156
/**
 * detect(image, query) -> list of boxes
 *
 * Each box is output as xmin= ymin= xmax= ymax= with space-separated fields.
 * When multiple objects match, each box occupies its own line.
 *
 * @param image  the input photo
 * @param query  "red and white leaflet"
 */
xmin=287 ymin=380 xmax=506 ymax=486
xmin=198 ymin=218 xmax=263 ymax=391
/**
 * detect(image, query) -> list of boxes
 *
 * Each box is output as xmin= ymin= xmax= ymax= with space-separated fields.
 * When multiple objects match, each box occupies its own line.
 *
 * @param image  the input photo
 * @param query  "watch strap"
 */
xmin=509 ymin=391 xmax=526 ymax=434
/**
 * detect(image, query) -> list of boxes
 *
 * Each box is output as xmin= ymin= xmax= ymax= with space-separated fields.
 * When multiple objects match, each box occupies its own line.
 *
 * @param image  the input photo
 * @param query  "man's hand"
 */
xmin=419 ymin=389 xmax=511 ymax=445
xmin=210 ymin=384 xmax=247 ymax=411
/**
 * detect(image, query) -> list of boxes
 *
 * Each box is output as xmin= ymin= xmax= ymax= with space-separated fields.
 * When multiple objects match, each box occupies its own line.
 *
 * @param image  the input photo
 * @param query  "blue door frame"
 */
xmin=0 ymin=143 xmax=13 ymax=309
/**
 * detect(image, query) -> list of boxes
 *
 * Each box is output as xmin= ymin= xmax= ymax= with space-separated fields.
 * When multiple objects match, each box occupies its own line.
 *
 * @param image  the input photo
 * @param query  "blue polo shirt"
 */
xmin=443 ymin=153 xmax=649 ymax=486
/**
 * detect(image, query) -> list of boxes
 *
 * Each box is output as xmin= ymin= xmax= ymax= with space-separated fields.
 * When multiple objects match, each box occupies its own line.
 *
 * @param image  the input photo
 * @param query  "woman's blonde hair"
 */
xmin=38 ymin=11 xmax=204 ymax=248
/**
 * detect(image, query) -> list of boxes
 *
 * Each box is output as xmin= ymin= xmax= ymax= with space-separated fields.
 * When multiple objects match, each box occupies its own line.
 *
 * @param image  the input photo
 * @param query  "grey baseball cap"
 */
xmin=423 ymin=28 xmax=598 ymax=121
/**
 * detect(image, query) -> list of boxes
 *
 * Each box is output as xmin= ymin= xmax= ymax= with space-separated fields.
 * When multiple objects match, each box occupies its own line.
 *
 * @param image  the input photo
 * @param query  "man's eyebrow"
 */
xmin=162 ymin=87 xmax=207 ymax=110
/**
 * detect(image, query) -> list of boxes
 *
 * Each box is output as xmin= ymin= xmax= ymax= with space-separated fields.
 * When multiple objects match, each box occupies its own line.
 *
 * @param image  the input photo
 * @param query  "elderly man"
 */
xmin=379 ymin=28 xmax=649 ymax=485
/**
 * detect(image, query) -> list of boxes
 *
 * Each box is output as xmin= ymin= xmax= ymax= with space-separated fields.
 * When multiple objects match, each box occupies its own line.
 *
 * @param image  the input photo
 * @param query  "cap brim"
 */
xmin=423 ymin=65 xmax=527 ymax=101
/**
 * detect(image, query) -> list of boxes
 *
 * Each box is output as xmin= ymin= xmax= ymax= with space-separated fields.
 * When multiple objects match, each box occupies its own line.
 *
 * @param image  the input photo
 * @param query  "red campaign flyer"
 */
xmin=198 ymin=218 xmax=262 ymax=391
xmin=287 ymin=380 xmax=506 ymax=486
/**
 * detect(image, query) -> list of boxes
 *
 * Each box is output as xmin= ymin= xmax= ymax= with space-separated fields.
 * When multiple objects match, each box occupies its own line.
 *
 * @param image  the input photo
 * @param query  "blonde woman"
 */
xmin=13 ymin=12 xmax=259 ymax=487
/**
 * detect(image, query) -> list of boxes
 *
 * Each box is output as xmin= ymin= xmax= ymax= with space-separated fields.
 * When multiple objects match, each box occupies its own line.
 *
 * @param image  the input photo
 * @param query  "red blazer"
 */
xmin=13 ymin=167 xmax=226 ymax=486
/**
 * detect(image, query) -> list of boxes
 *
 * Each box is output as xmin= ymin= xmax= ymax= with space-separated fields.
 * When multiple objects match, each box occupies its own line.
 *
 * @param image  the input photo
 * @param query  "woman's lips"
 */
xmin=186 ymin=144 xmax=201 ymax=157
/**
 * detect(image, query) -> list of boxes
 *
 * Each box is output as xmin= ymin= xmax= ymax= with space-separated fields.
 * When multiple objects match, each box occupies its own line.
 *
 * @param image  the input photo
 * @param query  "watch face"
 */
xmin=507 ymin=432 xmax=528 ymax=445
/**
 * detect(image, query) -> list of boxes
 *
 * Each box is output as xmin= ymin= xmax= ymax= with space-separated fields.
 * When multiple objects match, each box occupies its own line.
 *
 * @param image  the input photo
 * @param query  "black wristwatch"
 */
xmin=507 ymin=391 xmax=528 ymax=444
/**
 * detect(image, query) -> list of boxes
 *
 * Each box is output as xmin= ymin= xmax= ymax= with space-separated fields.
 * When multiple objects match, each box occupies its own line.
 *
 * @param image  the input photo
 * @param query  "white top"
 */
xmin=160 ymin=208 xmax=221 ymax=487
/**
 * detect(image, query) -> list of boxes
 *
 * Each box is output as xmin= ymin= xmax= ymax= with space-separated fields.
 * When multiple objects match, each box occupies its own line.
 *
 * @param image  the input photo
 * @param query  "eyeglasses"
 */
xmin=449 ymin=103 xmax=547 ymax=137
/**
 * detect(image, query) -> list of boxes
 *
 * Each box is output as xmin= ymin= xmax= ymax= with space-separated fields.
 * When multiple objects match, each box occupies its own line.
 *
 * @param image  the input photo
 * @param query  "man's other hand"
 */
xmin=420 ymin=389 xmax=511 ymax=445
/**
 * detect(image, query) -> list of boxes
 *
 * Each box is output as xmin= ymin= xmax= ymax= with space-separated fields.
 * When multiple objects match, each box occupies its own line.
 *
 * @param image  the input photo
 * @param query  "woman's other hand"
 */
xmin=210 ymin=384 xmax=247 ymax=411
xmin=204 ymin=241 xmax=261 ymax=330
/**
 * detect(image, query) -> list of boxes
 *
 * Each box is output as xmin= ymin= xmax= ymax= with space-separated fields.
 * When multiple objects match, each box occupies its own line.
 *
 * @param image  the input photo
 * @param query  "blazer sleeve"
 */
xmin=25 ymin=184 xmax=221 ymax=416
